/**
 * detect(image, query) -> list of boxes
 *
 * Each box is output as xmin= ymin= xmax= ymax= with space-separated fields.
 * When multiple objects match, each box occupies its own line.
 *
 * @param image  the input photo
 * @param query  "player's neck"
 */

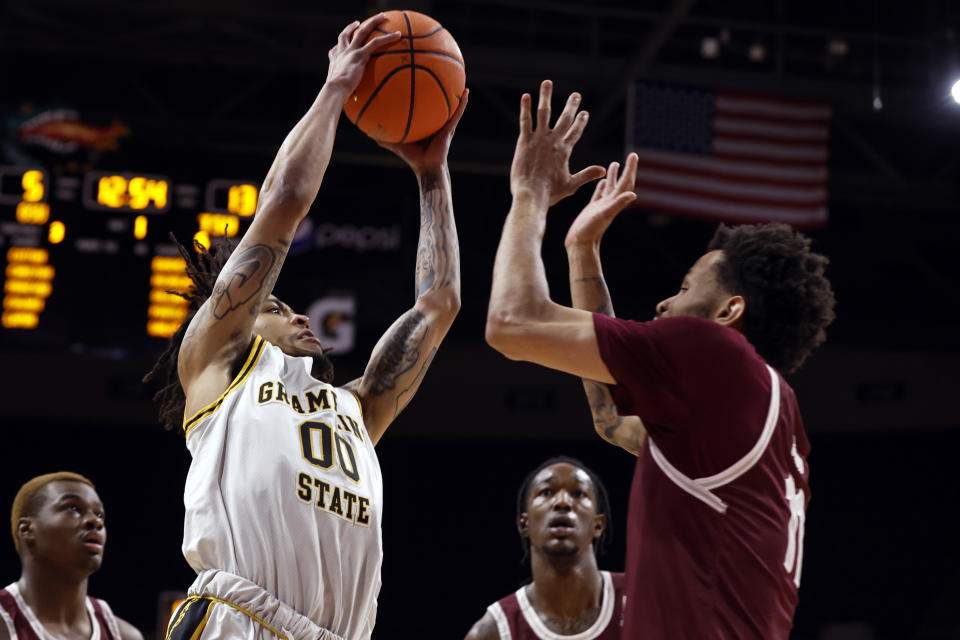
xmin=18 ymin=568 xmax=89 ymax=626
xmin=528 ymin=553 xmax=603 ymax=619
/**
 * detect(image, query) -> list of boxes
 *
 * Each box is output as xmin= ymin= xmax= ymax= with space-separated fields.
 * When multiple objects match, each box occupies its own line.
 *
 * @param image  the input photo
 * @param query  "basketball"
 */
xmin=343 ymin=10 xmax=466 ymax=144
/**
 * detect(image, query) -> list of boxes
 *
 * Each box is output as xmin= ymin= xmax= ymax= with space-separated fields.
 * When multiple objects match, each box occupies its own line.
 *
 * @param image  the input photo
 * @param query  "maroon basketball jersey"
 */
xmin=0 ymin=583 xmax=121 ymax=640
xmin=486 ymin=571 xmax=626 ymax=639
xmin=593 ymin=315 xmax=810 ymax=639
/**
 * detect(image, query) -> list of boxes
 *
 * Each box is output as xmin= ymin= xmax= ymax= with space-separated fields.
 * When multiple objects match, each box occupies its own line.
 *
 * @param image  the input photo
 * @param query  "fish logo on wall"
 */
xmin=18 ymin=109 xmax=129 ymax=153
xmin=3 ymin=104 xmax=130 ymax=165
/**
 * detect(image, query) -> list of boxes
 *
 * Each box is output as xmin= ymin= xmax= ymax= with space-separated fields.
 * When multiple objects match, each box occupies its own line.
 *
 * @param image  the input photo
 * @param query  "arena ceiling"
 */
xmin=3 ymin=0 xmax=959 ymax=211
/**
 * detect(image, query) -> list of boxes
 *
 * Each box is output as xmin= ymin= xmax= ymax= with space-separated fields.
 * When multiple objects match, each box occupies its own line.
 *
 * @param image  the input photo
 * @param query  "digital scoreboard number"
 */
xmin=1 ymin=166 xmax=263 ymax=340
xmin=205 ymin=179 xmax=258 ymax=217
xmin=0 ymin=166 xmax=51 ymax=225
xmin=82 ymin=171 xmax=171 ymax=213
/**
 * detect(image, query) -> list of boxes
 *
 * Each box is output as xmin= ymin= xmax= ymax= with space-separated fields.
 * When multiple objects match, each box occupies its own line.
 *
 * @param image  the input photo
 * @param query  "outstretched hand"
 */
xmin=326 ymin=15 xmax=402 ymax=97
xmin=564 ymin=153 xmax=638 ymax=250
xmin=378 ymin=89 xmax=470 ymax=176
xmin=510 ymin=80 xmax=606 ymax=206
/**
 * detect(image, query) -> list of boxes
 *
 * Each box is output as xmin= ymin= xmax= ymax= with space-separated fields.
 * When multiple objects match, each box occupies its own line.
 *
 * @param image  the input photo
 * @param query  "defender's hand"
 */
xmin=510 ymin=80 xmax=605 ymax=206
xmin=378 ymin=89 xmax=470 ymax=176
xmin=326 ymin=15 xmax=401 ymax=97
xmin=564 ymin=153 xmax=638 ymax=250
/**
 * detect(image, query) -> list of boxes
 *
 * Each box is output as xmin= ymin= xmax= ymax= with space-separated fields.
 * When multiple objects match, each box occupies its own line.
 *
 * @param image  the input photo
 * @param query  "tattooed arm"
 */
xmin=178 ymin=17 xmax=400 ymax=418
xmin=565 ymin=156 xmax=646 ymax=456
xmin=346 ymin=93 xmax=468 ymax=445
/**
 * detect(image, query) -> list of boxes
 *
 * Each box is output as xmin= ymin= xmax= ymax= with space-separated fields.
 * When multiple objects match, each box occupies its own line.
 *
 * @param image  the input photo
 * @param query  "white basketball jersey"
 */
xmin=181 ymin=335 xmax=383 ymax=639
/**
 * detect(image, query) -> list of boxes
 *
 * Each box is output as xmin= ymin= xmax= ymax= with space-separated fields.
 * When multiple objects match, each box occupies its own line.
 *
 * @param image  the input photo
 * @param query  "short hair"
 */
xmin=707 ymin=223 xmax=836 ymax=374
xmin=11 ymin=472 xmax=95 ymax=551
xmin=515 ymin=456 xmax=612 ymax=561
xmin=142 ymin=236 xmax=236 ymax=432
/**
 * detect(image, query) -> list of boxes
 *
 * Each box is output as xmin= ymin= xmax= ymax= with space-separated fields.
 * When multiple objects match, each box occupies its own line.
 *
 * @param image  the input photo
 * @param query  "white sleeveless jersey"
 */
xmin=181 ymin=335 xmax=383 ymax=640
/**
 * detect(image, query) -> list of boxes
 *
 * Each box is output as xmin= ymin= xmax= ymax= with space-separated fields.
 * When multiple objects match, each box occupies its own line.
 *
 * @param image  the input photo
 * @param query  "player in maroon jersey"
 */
xmin=485 ymin=80 xmax=835 ymax=638
xmin=464 ymin=457 xmax=626 ymax=640
xmin=1 ymin=472 xmax=142 ymax=640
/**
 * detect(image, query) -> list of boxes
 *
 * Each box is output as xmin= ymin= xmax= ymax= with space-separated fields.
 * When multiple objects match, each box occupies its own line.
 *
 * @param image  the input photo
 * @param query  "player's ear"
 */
xmin=593 ymin=513 xmax=606 ymax=539
xmin=16 ymin=517 xmax=34 ymax=548
xmin=517 ymin=513 xmax=529 ymax=537
xmin=715 ymin=295 xmax=745 ymax=328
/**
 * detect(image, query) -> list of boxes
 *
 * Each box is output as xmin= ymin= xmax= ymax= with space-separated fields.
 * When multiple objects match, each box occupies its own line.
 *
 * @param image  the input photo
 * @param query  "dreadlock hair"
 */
xmin=707 ymin=222 xmax=836 ymax=374
xmin=142 ymin=235 xmax=236 ymax=432
xmin=516 ymin=456 xmax=612 ymax=562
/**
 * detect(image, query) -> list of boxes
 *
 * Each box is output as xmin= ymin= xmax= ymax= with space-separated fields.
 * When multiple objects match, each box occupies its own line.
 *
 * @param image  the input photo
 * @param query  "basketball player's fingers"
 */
xmin=615 ymin=191 xmax=638 ymax=209
xmin=606 ymin=162 xmax=621 ymax=194
xmin=553 ymin=92 xmax=582 ymax=134
xmin=561 ymin=111 xmax=590 ymax=148
xmin=569 ymin=165 xmax=606 ymax=194
xmin=537 ymin=80 xmax=553 ymax=131
xmin=519 ymin=93 xmax=533 ymax=136
xmin=590 ymin=178 xmax=607 ymax=202
xmin=442 ymin=88 xmax=470 ymax=132
xmin=352 ymin=13 xmax=389 ymax=47
xmin=360 ymin=30 xmax=402 ymax=56
xmin=338 ymin=20 xmax=361 ymax=48
xmin=618 ymin=153 xmax=639 ymax=191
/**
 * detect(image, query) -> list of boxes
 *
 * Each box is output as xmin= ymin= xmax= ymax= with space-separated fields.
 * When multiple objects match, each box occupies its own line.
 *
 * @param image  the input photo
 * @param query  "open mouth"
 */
xmin=82 ymin=533 xmax=103 ymax=552
xmin=547 ymin=516 xmax=575 ymax=534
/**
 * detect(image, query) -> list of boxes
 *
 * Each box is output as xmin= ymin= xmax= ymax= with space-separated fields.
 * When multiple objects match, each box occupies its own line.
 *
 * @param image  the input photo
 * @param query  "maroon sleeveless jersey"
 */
xmin=486 ymin=571 xmax=626 ymax=639
xmin=594 ymin=315 xmax=810 ymax=639
xmin=0 ymin=584 xmax=121 ymax=640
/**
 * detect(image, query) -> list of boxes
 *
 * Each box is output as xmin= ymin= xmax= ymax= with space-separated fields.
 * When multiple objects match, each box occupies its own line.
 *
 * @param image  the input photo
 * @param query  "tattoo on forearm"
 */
xmin=570 ymin=275 xmax=614 ymax=316
xmin=211 ymin=244 xmax=278 ymax=319
xmin=585 ymin=381 xmax=623 ymax=436
xmin=584 ymin=380 xmax=644 ymax=454
xmin=414 ymin=171 xmax=458 ymax=298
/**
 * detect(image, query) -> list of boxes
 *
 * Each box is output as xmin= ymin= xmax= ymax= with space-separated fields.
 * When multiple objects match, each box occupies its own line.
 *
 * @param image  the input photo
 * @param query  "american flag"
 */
xmin=627 ymin=82 xmax=831 ymax=227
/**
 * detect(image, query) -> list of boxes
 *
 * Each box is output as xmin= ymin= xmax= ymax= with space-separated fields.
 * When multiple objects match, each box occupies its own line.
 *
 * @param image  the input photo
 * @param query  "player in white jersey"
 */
xmin=142 ymin=14 xmax=466 ymax=640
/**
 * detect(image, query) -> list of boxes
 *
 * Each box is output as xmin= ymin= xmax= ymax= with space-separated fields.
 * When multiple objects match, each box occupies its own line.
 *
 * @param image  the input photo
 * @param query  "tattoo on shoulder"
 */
xmin=470 ymin=614 xmax=500 ymax=640
xmin=211 ymin=244 xmax=277 ymax=319
xmin=182 ymin=305 xmax=206 ymax=343
xmin=369 ymin=310 xmax=428 ymax=398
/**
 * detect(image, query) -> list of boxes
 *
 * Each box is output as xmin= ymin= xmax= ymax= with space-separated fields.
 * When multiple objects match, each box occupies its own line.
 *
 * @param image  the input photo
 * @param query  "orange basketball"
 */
xmin=343 ymin=10 xmax=466 ymax=144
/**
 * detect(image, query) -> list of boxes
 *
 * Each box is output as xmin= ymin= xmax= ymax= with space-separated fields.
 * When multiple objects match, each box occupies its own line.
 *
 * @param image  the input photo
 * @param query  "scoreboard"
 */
xmin=0 ymin=165 xmax=260 ymax=350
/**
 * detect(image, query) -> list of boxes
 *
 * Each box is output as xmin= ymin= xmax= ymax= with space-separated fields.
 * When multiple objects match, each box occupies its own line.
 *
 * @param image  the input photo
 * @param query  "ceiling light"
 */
xmin=701 ymin=37 xmax=719 ymax=59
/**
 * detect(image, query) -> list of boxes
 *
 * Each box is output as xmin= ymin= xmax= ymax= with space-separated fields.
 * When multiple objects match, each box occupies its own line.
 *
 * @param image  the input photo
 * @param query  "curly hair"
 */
xmin=516 ymin=456 xmax=612 ymax=562
xmin=142 ymin=235 xmax=236 ymax=432
xmin=707 ymin=222 xmax=836 ymax=374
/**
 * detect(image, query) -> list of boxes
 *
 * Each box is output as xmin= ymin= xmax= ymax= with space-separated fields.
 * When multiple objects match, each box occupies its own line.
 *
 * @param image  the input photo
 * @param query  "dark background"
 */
xmin=1 ymin=1 xmax=959 ymax=638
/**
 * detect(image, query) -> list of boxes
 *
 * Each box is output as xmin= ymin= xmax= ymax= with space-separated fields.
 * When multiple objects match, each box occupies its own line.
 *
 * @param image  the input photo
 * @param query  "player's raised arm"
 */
xmin=177 ymin=17 xmax=401 ymax=415
xmin=346 ymin=92 xmax=468 ymax=444
xmin=564 ymin=156 xmax=647 ymax=456
xmin=485 ymin=80 xmax=617 ymax=383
